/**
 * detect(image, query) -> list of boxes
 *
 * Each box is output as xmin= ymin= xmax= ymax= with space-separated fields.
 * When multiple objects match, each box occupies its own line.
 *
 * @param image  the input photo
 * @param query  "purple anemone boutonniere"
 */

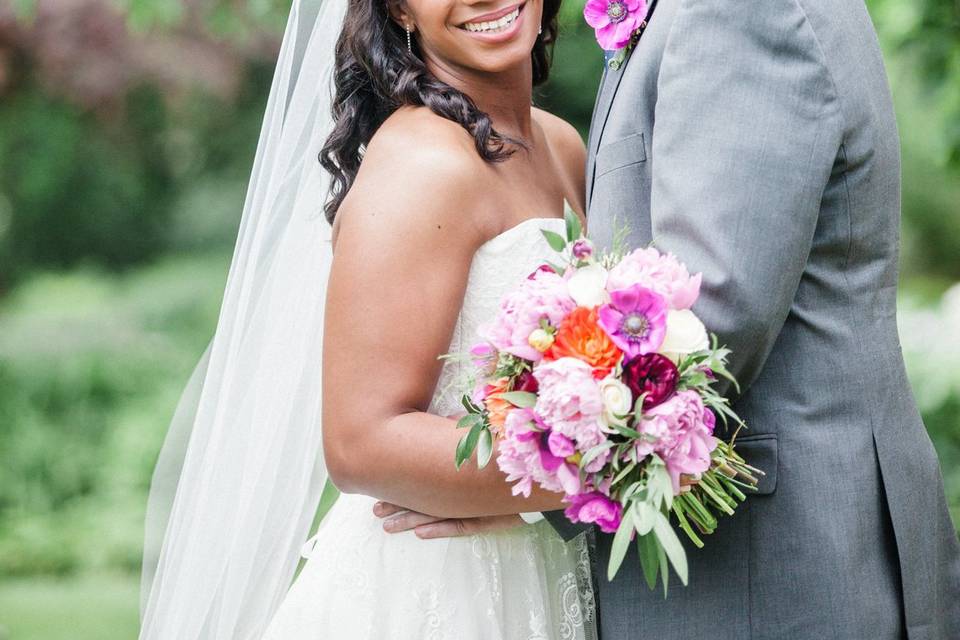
xmin=583 ymin=0 xmax=651 ymax=69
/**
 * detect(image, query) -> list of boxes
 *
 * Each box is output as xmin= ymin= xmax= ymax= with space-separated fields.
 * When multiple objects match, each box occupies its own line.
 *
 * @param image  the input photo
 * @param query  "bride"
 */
xmin=139 ymin=0 xmax=597 ymax=638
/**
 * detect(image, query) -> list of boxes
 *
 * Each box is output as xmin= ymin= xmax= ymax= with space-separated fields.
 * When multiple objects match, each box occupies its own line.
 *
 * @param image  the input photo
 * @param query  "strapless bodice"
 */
xmin=428 ymin=216 xmax=566 ymax=417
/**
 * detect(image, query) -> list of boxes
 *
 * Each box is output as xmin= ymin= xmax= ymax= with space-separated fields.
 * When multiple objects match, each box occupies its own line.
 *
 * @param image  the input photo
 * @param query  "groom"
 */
xmin=539 ymin=0 xmax=960 ymax=638
xmin=376 ymin=0 xmax=960 ymax=636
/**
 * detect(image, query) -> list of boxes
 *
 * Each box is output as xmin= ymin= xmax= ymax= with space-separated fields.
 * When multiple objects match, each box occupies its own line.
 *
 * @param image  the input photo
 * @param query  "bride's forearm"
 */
xmin=325 ymin=410 xmax=565 ymax=518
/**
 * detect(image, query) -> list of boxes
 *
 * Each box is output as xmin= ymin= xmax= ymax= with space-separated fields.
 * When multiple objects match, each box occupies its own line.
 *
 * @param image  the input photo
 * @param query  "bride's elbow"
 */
xmin=324 ymin=441 xmax=361 ymax=495
xmin=323 ymin=426 xmax=372 ymax=495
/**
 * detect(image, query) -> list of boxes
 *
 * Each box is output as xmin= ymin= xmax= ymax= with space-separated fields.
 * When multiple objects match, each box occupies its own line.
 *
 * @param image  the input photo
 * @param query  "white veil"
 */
xmin=139 ymin=0 xmax=347 ymax=637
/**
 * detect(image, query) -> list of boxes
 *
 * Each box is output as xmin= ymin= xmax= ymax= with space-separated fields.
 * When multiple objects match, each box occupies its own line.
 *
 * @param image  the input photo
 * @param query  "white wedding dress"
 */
xmin=262 ymin=216 xmax=598 ymax=640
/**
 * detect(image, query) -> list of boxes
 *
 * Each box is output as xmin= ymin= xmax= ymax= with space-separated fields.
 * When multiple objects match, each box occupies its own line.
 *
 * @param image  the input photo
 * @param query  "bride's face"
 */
xmin=403 ymin=0 xmax=543 ymax=77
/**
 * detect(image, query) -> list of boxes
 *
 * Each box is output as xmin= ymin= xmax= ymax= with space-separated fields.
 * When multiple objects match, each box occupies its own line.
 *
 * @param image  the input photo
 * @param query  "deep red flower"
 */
xmin=514 ymin=369 xmax=539 ymax=394
xmin=621 ymin=353 xmax=679 ymax=410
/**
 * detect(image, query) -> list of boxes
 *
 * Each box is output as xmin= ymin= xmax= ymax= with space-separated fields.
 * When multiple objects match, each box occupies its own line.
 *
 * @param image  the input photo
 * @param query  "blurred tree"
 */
xmin=866 ymin=0 xmax=960 ymax=283
xmin=870 ymin=0 xmax=960 ymax=166
xmin=0 ymin=0 xmax=282 ymax=291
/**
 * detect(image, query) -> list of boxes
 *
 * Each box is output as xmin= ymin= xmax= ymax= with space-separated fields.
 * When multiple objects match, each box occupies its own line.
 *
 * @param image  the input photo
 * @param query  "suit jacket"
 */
xmin=545 ymin=0 xmax=960 ymax=638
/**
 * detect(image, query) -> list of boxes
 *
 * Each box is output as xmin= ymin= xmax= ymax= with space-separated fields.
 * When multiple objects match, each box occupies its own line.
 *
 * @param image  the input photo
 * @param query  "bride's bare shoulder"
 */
xmin=532 ymin=108 xmax=587 ymax=217
xmin=334 ymin=107 xmax=488 ymax=249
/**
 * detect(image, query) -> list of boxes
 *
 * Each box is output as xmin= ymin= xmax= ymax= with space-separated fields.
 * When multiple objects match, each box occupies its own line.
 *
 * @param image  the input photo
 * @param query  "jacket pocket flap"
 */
xmin=595 ymin=132 xmax=647 ymax=178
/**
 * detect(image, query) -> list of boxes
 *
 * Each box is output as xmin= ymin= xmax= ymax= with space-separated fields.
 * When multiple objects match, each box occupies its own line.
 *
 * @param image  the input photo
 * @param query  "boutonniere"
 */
xmin=584 ymin=0 xmax=654 ymax=70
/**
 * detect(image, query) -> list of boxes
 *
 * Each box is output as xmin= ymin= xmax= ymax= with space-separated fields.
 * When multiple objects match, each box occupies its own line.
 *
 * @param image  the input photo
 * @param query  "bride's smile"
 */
xmin=457 ymin=2 xmax=526 ymax=42
xmin=401 ymin=0 xmax=542 ymax=77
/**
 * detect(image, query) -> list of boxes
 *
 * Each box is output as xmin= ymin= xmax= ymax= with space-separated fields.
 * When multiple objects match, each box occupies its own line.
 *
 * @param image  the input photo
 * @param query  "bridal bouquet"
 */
xmin=451 ymin=210 xmax=761 ymax=592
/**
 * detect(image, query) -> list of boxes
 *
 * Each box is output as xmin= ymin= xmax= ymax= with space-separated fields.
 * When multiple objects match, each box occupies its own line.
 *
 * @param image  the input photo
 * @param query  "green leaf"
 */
xmin=636 ymin=532 xmax=661 ymax=591
xmin=633 ymin=393 xmax=649 ymax=423
xmin=658 ymin=544 xmax=670 ymax=598
xmin=607 ymin=509 xmax=636 ymax=582
xmin=565 ymin=206 xmax=583 ymax=242
xmin=476 ymin=428 xmax=494 ymax=469
xmin=491 ymin=391 xmax=538 ymax=408
xmin=455 ymin=422 xmax=484 ymax=470
xmin=457 ymin=414 xmax=480 ymax=430
xmin=653 ymin=512 xmax=689 ymax=586
xmin=611 ymin=422 xmax=643 ymax=439
xmin=646 ymin=461 xmax=674 ymax=511
xmin=455 ymin=432 xmax=471 ymax=470
xmin=631 ymin=501 xmax=657 ymax=536
xmin=541 ymin=229 xmax=568 ymax=253
xmin=611 ymin=461 xmax=637 ymax=486
xmin=461 ymin=394 xmax=481 ymax=414
xmin=580 ymin=441 xmax=615 ymax=470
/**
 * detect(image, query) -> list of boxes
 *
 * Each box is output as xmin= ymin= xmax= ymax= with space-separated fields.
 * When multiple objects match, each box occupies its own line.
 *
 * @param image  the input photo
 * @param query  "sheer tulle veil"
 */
xmin=139 ymin=0 xmax=347 ymax=637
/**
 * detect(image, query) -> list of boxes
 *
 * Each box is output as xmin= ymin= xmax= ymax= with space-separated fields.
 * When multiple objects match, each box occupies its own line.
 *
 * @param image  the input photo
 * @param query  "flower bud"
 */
xmin=572 ymin=239 xmax=594 ymax=260
xmin=528 ymin=328 xmax=555 ymax=352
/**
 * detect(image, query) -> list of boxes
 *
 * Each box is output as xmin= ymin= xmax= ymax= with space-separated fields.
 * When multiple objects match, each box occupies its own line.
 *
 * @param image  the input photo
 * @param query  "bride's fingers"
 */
xmin=372 ymin=501 xmax=406 ymax=518
xmin=381 ymin=510 xmax=447 ymax=533
xmin=414 ymin=515 xmax=524 ymax=539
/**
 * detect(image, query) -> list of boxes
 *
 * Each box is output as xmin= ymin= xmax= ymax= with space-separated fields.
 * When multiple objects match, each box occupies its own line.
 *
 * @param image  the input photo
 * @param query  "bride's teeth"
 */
xmin=463 ymin=7 xmax=520 ymax=34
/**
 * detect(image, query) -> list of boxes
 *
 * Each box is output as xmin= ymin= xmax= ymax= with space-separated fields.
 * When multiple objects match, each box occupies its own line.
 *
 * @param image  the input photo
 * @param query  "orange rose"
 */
xmin=484 ymin=376 xmax=513 ymax=435
xmin=545 ymin=307 xmax=623 ymax=380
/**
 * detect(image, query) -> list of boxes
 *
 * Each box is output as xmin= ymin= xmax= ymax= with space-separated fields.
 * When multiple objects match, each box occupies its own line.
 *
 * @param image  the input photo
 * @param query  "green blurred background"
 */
xmin=0 ymin=0 xmax=957 ymax=637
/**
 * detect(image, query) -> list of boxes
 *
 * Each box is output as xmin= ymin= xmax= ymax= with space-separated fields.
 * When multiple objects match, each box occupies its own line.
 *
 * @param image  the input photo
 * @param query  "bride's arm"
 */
xmin=322 ymin=113 xmax=565 ymax=519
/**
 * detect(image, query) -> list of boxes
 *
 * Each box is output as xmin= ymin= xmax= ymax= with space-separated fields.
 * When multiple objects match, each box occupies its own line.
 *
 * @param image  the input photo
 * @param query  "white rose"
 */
xmin=660 ymin=309 xmax=710 ymax=363
xmin=598 ymin=376 xmax=633 ymax=428
xmin=567 ymin=264 xmax=609 ymax=308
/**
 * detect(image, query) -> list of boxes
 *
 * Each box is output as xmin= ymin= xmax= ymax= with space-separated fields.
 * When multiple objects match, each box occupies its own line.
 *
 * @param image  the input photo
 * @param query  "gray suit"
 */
xmin=545 ymin=0 xmax=960 ymax=637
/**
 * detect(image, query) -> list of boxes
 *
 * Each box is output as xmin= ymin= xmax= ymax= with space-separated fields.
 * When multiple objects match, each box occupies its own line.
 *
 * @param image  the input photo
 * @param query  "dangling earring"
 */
xmin=405 ymin=22 xmax=413 ymax=53
xmin=538 ymin=24 xmax=542 ymax=35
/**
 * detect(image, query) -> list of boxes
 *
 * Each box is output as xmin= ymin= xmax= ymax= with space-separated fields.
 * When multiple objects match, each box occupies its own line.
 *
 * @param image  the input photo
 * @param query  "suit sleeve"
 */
xmin=650 ymin=0 xmax=842 ymax=399
xmin=544 ymin=509 xmax=590 ymax=542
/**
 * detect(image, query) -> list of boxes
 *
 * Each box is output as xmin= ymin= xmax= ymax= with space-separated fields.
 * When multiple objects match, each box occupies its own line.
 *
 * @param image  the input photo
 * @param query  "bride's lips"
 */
xmin=456 ymin=2 xmax=527 ymax=44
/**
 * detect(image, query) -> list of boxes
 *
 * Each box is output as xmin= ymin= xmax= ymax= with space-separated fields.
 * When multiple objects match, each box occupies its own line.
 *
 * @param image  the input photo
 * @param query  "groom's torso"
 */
xmin=584 ymin=0 xmax=960 ymax=639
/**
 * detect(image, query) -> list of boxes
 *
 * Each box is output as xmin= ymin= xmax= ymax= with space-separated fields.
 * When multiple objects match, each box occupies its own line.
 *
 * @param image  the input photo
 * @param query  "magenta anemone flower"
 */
xmin=597 ymin=284 xmax=667 ymax=358
xmin=583 ymin=0 xmax=648 ymax=51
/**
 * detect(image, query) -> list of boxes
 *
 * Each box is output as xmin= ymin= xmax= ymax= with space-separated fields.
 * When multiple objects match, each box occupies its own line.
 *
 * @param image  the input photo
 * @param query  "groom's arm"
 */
xmin=649 ymin=0 xmax=843 ymax=400
xmin=541 ymin=0 xmax=845 ymax=545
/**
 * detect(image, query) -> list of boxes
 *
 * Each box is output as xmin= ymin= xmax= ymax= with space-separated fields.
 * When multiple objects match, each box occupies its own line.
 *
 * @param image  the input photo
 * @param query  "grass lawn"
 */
xmin=0 ymin=485 xmax=340 ymax=640
xmin=0 ymin=573 xmax=139 ymax=640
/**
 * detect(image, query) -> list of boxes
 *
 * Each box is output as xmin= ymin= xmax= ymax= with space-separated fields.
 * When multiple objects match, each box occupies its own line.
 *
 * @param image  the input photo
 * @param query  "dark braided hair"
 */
xmin=321 ymin=0 xmax=561 ymax=223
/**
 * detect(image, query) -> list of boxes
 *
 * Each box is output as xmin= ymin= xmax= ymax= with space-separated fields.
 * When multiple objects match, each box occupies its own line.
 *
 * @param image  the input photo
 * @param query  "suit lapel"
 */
xmin=586 ymin=55 xmax=631 ymax=209
xmin=585 ymin=0 xmax=663 ymax=210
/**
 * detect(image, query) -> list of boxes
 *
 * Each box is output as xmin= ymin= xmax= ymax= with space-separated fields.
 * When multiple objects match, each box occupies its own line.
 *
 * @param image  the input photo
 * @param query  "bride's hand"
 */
xmin=373 ymin=501 xmax=524 ymax=539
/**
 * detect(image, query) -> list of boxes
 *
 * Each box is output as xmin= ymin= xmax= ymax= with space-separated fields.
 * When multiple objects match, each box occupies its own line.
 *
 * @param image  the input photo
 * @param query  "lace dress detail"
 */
xmin=262 ymin=217 xmax=597 ymax=640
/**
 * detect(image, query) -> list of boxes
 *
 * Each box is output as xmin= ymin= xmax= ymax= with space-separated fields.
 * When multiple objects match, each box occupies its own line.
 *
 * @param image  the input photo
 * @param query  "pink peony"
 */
xmin=538 ymin=431 xmax=581 ymax=495
xmin=564 ymin=491 xmax=623 ymax=533
xmin=533 ymin=357 xmax=606 ymax=451
xmin=640 ymin=390 xmax=718 ymax=493
xmin=497 ymin=408 xmax=568 ymax=496
xmin=606 ymin=247 xmax=702 ymax=310
xmin=479 ymin=269 xmax=576 ymax=362
xmin=583 ymin=0 xmax=648 ymax=51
